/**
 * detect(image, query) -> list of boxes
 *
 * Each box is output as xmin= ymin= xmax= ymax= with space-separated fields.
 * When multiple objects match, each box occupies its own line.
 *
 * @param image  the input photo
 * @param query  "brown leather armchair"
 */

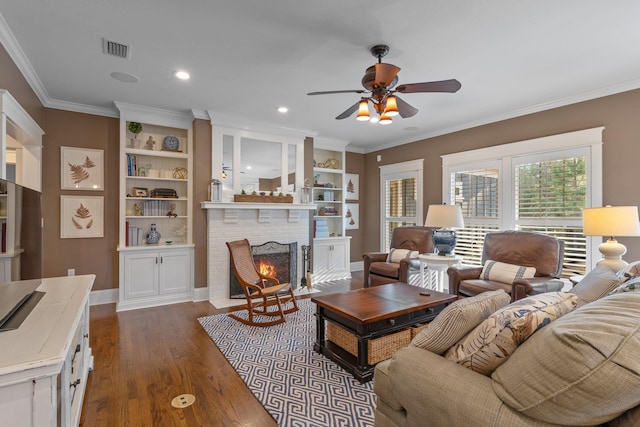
xmin=363 ymin=226 xmax=436 ymax=287
xmin=448 ymin=230 xmax=565 ymax=301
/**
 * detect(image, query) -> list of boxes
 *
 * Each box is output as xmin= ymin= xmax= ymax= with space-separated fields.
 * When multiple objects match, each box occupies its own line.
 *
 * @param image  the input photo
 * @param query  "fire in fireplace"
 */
xmin=229 ymin=241 xmax=297 ymax=299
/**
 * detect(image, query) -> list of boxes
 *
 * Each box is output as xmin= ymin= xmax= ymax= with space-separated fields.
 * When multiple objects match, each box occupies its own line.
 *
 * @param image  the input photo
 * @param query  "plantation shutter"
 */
xmin=380 ymin=160 xmax=423 ymax=253
xmin=514 ymin=151 xmax=587 ymax=276
xmin=448 ymin=166 xmax=501 ymax=266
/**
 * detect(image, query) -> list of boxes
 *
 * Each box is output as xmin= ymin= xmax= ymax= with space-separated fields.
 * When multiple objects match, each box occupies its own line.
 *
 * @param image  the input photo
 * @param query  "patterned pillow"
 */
xmin=444 ymin=292 xmax=579 ymax=375
xmin=410 ymin=290 xmax=511 ymax=355
xmin=608 ymin=275 xmax=640 ymax=295
xmin=570 ymin=265 xmax=624 ymax=305
xmin=387 ymin=248 xmax=419 ymax=263
xmin=481 ymin=260 xmax=536 ymax=284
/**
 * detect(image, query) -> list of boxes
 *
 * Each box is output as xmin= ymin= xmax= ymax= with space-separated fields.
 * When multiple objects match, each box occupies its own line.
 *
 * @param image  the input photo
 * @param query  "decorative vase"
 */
xmin=146 ymin=224 xmax=161 ymax=245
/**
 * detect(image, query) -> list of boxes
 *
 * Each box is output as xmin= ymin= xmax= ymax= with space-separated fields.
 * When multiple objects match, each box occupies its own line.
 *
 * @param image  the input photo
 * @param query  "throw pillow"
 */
xmin=387 ymin=248 xmax=419 ymax=263
xmin=569 ymin=265 xmax=624 ymax=306
xmin=493 ymin=292 xmax=640 ymax=425
xmin=409 ymin=290 xmax=511 ymax=355
xmin=444 ymin=292 xmax=579 ymax=376
xmin=480 ymin=260 xmax=536 ymax=284
xmin=607 ymin=275 xmax=640 ymax=295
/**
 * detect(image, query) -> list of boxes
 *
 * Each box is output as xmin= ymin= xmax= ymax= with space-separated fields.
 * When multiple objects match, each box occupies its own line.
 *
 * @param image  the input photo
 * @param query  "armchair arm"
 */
xmin=363 ymin=252 xmax=389 ymax=288
xmin=447 ymin=265 xmax=483 ymax=295
xmin=397 ymin=258 xmax=412 ymax=283
xmin=512 ymin=277 xmax=565 ymax=301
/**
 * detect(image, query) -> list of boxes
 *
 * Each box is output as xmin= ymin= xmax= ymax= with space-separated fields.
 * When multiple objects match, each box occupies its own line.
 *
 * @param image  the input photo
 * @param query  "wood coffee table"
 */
xmin=312 ymin=282 xmax=457 ymax=383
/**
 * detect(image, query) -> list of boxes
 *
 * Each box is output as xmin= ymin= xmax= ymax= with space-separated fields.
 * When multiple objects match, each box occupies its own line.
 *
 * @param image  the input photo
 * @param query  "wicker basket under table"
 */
xmin=326 ymin=322 xmax=412 ymax=365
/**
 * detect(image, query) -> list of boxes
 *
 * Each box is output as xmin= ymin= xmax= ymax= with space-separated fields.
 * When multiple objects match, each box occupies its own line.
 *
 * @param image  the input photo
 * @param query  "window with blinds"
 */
xmin=515 ymin=156 xmax=587 ymax=276
xmin=380 ymin=160 xmax=423 ymax=253
xmin=449 ymin=168 xmax=500 ymax=265
xmin=447 ymin=153 xmax=589 ymax=277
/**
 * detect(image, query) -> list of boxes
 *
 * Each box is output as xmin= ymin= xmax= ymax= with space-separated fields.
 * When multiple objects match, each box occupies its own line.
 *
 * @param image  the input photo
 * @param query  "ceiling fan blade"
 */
xmin=308 ymin=89 xmax=367 ymax=96
xmin=374 ymin=63 xmax=401 ymax=87
xmin=395 ymin=96 xmax=418 ymax=118
xmin=396 ymin=79 xmax=462 ymax=94
xmin=335 ymin=101 xmax=360 ymax=120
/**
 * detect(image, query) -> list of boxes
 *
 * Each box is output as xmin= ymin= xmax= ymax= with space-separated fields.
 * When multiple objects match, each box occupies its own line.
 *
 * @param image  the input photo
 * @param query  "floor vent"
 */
xmin=102 ymin=38 xmax=130 ymax=59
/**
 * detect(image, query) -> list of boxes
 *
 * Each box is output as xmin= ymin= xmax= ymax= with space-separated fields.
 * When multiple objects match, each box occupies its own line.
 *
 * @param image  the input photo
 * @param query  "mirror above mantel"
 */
xmin=212 ymin=122 xmax=306 ymax=202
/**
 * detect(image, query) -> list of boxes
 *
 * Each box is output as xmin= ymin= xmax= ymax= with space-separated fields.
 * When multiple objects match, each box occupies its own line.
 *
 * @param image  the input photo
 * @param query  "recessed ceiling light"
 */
xmin=174 ymin=70 xmax=191 ymax=80
xmin=110 ymin=71 xmax=139 ymax=83
xmin=246 ymin=165 xmax=252 ymax=170
xmin=278 ymin=106 xmax=288 ymax=113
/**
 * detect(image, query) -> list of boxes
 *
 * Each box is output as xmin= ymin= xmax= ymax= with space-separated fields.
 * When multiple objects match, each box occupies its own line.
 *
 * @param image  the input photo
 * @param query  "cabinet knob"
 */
xmin=388 ymin=319 xmax=396 ymax=326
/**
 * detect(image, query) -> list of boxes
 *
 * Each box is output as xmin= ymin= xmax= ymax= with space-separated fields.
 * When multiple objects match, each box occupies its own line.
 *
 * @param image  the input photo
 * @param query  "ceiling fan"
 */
xmin=307 ymin=44 xmax=461 ymax=124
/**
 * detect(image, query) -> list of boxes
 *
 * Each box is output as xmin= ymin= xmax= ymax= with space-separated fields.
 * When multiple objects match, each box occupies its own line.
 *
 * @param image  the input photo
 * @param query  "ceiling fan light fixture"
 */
xmin=356 ymin=100 xmax=371 ymax=121
xmin=369 ymin=116 xmax=379 ymax=124
xmin=379 ymin=113 xmax=393 ymax=125
xmin=383 ymin=96 xmax=399 ymax=117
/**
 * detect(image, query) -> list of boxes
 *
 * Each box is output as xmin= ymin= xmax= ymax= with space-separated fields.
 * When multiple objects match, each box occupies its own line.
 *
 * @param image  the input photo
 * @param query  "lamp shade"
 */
xmin=583 ymin=206 xmax=640 ymax=237
xmin=425 ymin=204 xmax=465 ymax=229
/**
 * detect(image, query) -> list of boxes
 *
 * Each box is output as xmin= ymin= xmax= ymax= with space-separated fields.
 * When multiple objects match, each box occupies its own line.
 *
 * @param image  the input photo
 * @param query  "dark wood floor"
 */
xmin=79 ymin=274 xmax=364 ymax=427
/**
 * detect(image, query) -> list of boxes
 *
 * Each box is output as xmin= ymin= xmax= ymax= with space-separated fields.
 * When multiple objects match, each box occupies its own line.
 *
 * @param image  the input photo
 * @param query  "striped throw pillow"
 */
xmin=410 ymin=289 xmax=511 ymax=355
xmin=481 ymin=260 xmax=536 ymax=284
xmin=387 ymin=248 xmax=419 ymax=263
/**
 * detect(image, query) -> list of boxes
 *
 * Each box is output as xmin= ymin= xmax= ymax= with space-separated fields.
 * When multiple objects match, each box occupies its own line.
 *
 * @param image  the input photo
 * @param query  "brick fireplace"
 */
xmin=202 ymin=202 xmax=315 ymax=308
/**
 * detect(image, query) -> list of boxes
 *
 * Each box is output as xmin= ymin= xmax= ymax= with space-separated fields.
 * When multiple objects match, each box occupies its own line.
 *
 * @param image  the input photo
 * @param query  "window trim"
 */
xmin=379 ymin=159 xmax=424 ymax=250
xmin=441 ymin=127 xmax=603 ymax=270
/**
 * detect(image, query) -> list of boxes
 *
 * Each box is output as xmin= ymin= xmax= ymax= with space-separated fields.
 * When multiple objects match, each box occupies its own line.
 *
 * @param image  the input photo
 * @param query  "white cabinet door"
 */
xmin=312 ymin=237 xmax=351 ymax=283
xmin=159 ymin=249 xmax=191 ymax=295
xmin=123 ymin=250 xmax=159 ymax=300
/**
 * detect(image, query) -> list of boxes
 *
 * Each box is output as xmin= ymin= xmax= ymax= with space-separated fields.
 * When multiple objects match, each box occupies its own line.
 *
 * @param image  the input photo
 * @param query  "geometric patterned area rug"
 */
xmin=198 ymin=298 xmax=375 ymax=427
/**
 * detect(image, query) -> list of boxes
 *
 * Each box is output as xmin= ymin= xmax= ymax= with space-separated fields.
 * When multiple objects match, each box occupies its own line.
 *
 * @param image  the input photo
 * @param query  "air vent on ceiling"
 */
xmin=102 ymin=38 xmax=130 ymax=59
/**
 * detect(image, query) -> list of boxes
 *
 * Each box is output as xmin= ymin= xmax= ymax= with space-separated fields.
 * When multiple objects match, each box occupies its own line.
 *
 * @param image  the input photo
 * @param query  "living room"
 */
xmin=1 ymin=2 xmax=640 ymax=426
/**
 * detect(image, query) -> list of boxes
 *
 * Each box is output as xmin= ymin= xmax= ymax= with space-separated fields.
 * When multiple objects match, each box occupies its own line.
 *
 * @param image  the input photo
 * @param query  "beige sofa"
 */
xmin=374 ymin=286 xmax=640 ymax=426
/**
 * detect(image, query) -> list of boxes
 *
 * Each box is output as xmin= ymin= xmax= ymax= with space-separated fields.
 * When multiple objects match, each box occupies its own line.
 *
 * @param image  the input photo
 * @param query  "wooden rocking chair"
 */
xmin=226 ymin=239 xmax=299 ymax=326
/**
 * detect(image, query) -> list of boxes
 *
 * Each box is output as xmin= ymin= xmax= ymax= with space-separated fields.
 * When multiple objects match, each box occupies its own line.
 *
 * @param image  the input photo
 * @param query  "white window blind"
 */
xmin=380 ymin=160 xmax=423 ymax=252
xmin=443 ymin=128 xmax=603 ymax=275
xmin=449 ymin=167 xmax=500 ymax=265
xmin=514 ymin=154 xmax=587 ymax=276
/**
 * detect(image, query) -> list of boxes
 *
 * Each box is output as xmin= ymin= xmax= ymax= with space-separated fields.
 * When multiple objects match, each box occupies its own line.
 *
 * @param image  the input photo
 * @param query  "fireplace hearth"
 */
xmin=230 ymin=241 xmax=298 ymax=299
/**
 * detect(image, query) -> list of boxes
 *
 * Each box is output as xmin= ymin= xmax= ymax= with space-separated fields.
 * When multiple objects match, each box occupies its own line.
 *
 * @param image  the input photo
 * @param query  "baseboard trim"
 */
xmin=350 ymin=261 xmax=363 ymax=272
xmin=90 ymin=288 xmax=118 ymax=306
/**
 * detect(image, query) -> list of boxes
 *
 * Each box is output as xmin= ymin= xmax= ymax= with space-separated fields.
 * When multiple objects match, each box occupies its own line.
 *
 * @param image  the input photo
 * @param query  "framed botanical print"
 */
xmin=60 ymin=195 xmax=104 ymax=238
xmin=61 ymin=146 xmax=104 ymax=190
xmin=345 ymin=203 xmax=359 ymax=230
xmin=345 ymin=173 xmax=359 ymax=201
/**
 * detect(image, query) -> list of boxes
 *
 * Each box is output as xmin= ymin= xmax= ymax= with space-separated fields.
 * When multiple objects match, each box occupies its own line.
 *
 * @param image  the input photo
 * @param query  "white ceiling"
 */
xmin=1 ymin=1 xmax=640 ymax=153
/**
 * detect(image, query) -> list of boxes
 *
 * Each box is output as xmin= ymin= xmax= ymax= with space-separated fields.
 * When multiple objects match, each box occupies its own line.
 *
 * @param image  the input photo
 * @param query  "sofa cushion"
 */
xmin=480 ymin=260 xmax=536 ymax=284
xmin=444 ymin=292 xmax=578 ymax=375
xmin=569 ymin=264 xmax=624 ymax=306
xmin=410 ymin=290 xmax=510 ymax=354
xmin=492 ymin=292 xmax=640 ymax=425
xmin=387 ymin=248 xmax=419 ymax=263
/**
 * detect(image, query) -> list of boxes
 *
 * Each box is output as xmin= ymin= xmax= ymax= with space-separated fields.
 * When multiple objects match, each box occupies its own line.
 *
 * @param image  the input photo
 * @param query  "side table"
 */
xmin=419 ymin=254 xmax=463 ymax=292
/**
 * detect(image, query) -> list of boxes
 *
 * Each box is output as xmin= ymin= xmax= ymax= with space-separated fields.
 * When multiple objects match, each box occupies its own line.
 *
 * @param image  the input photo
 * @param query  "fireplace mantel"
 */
xmin=201 ymin=201 xmax=316 ymax=224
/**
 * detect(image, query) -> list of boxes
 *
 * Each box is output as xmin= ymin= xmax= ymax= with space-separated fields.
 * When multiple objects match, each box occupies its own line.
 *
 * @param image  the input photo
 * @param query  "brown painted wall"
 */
xmin=0 ymin=44 xmax=44 ymax=126
xmin=361 ymin=88 xmax=640 ymax=262
xmin=192 ymin=118 xmax=211 ymax=288
xmin=42 ymin=109 xmax=119 ymax=289
xmin=345 ymin=151 xmax=365 ymax=262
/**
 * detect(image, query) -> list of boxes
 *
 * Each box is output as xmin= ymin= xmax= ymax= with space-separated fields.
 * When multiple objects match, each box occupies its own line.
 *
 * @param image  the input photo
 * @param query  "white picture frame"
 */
xmin=345 ymin=173 xmax=359 ymax=201
xmin=61 ymin=146 xmax=104 ymax=190
xmin=345 ymin=203 xmax=359 ymax=230
xmin=60 ymin=195 xmax=104 ymax=238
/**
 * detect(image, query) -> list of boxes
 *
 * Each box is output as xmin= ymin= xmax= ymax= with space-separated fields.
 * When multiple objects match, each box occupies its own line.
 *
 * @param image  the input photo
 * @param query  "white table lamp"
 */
xmin=425 ymin=204 xmax=465 ymax=256
xmin=583 ymin=205 xmax=640 ymax=272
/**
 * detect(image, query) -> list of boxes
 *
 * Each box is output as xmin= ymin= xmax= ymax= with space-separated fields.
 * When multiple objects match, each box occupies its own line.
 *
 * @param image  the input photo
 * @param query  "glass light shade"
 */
xmin=582 ymin=206 xmax=640 ymax=237
xmin=424 ymin=204 xmax=465 ymax=229
xmin=383 ymin=96 xmax=399 ymax=117
xmin=379 ymin=113 xmax=393 ymax=125
xmin=356 ymin=100 xmax=371 ymax=121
